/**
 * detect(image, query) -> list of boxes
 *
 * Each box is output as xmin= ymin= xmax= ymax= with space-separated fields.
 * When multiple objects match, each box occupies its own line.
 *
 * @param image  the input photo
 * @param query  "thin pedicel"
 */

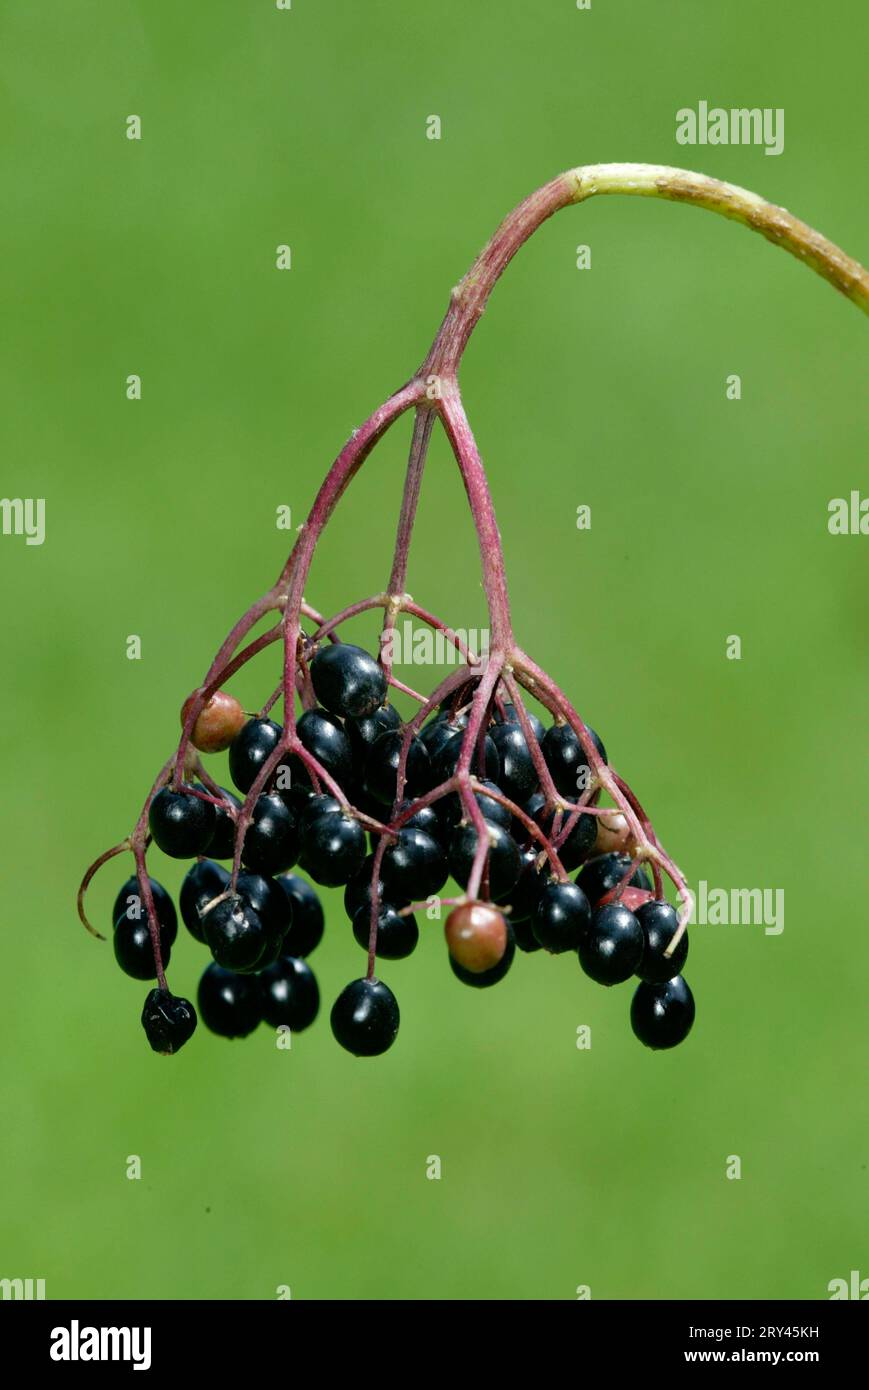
xmin=78 ymin=163 xmax=868 ymax=1056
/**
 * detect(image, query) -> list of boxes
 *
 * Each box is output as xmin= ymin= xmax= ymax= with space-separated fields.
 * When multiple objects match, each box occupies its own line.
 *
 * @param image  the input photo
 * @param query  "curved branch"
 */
xmin=425 ymin=162 xmax=869 ymax=373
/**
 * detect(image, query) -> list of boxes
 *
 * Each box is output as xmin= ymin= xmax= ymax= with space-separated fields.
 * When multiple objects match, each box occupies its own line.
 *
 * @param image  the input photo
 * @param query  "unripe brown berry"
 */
xmin=445 ymin=902 xmax=508 ymax=974
xmin=182 ymin=690 xmax=246 ymax=754
xmin=593 ymin=810 xmax=633 ymax=857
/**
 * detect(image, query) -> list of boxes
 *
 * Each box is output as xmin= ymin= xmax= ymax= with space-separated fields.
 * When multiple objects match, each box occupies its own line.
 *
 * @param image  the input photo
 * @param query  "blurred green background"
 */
xmin=1 ymin=0 xmax=866 ymax=1301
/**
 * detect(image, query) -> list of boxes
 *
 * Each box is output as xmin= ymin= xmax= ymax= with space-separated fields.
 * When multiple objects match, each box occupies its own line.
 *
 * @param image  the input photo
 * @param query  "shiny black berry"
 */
xmin=228 ymin=718 xmax=283 ymax=794
xmin=431 ymin=727 xmax=500 ymax=785
xmin=438 ymin=779 xmax=512 ymax=834
xmin=490 ymin=721 xmax=538 ymax=803
xmin=447 ymin=820 xmax=521 ymax=900
xmin=296 ymin=708 xmax=353 ymax=784
xmin=541 ymin=723 xmax=606 ymax=797
xmin=533 ymin=880 xmax=591 ymax=953
xmin=364 ymin=729 xmax=430 ymax=805
xmin=237 ymin=871 xmax=292 ymax=936
xmin=501 ymin=845 xmax=547 ymax=923
xmin=112 ymin=874 xmax=177 ymax=945
xmin=235 ymin=873 xmax=289 ymax=967
xmin=419 ymin=713 xmax=465 ymax=762
xmin=207 ymin=788 xmax=242 ymax=859
xmin=343 ymin=855 xmax=407 ymax=919
xmin=149 ymin=786 xmax=215 ymax=858
xmin=197 ymin=962 xmax=262 ymax=1038
xmin=297 ymin=792 xmax=341 ymax=833
xmin=578 ymin=852 xmax=651 ymax=907
xmin=141 ymin=989 xmax=197 ymax=1054
xmin=450 ymin=929 xmax=516 ymax=986
xmin=381 ymin=827 xmax=448 ymax=899
xmin=330 ymin=977 xmax=400 ymax=1056
xmin=498 ymin=703 xmax=545 ymax=741
xmin=630 ymin=975 xmax=695 ymax=1049
xmin=300 ymin=808 xmax=366 ymax=887
xmin=511 ymin=918 xmax=543 ymax=953
xmin=179 ymin=859 xmax=230 ymax=943
xmin=635 ymin=900 xmax=688 ymax=983
xmin=278 ymin=779 xmax=315 ymax=822
xmin=345 ymin=701 xmax=401 ymax=764
xmin=202 ymin=894 xmax=266 ymax=972
xmin=277 ymin=873 xmax=324 ymax=956
xmin=241 ymin=792 xmax=299 ymax=875
xmin=352 ymin=904 xmax=419 ymax=960
xmin=527 ymin=793 xmax=596 ymax=871
xmin=310 ymin=642 xmax=387 ymax=719
xmin=394 ymin=799 xmax=442 ymax=840
xmin=259 ymin=956 xmax=320 ymax=1031
xmin=578 ymin=903 xmax=643 ymax=985
xmin=113 ymin=914 xmax=172 ymax=979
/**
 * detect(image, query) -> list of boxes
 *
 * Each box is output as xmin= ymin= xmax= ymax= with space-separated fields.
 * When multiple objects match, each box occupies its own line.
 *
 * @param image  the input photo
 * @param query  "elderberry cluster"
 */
xmin=112 ymin=640 xmax=694 ymax=1059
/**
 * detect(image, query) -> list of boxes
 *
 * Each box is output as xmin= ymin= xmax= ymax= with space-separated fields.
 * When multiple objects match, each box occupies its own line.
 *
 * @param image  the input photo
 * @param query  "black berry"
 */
xmin=344 ymin=854 xmax=407 ymax=919
xmin=202 ymin=894 xmax=266 ymax=972
xmin=198 ymin=962 xmax=263 ymax=1038
xmin=527 ymin=793 xmax=596 ymax=871
xmin=419 ymin=713 xmax=465 ymax=761
xmin=577 ymin=852 xmax=651 ymax=907
xmin=431 ymin=727 xmax=500 ymax=785
xmin=298 ymin=792 xmax=342 ymax=834
xmin=511 ymin=918 xmax=543 ymax=953
xmin=148 ymin=786 xmax=216 ymax=859
xmin=501 ymin=845 xmax=547 ymax=922
xmin=533 ymin=880 xmax=591 ymax=953
xmin=237 ymin=871 xmax=292 ymax=936
xmin=140 ymin=989 xmax=197 ymax=1054
xmin=345 ymin=701 xmax=401 ymax=764
xmin=498 ymin=703 xmax=545 ymax=741
xmin=364 ymin=729 xmax=430 ymax=804
xmin=490 ymin=721 xmax=538 ymax=803
xmin=112 ymin=874 xmax=177 ymax=945
xmin=630 ymin=975 xmax=695 ymax=1049
xmin=228 ymin=718 xmax=283 ymax=794
xmin=381 ymin=827 xmax=448 ymax=900
xmin=277 ymin=873 xmax=324 ymax=956
xmin=259 ymin=956 xmax=320 ymax=1031
xmin=438 ymin=779 xmax=512 ymax=834
xmin=541 ymin=723 xmax=606 ymax=797
xmin=310 ymin=642 xmax=387 ymax=719
xmin=113 ymin=914 xmax=172 ymax=979
xmin=300 ymin=808 xmax=367 ymax=887
xmin=296 ymin=708 xmax=353 ymax=784
xmin=578 ymin=903 xmax=644 ymax=985
xmin=352 ymin=904 xmax=419 ymax=960
xmin=179 ymin=859 xmax=230 ymax=943
xmin=241 ymin=792 xmax=299 ymax=875
xmin=330 ymin=978 xmax=400 ymax=1056
xmin=635 ymin=900 xmax=688 ymax=983
xmin=447 ymin=820 xmax=521 ymax=900
xmin=207 ymin=788 xmax=242 ymax=860
xmin=394 ymin=799 xmax=442 ymax=839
